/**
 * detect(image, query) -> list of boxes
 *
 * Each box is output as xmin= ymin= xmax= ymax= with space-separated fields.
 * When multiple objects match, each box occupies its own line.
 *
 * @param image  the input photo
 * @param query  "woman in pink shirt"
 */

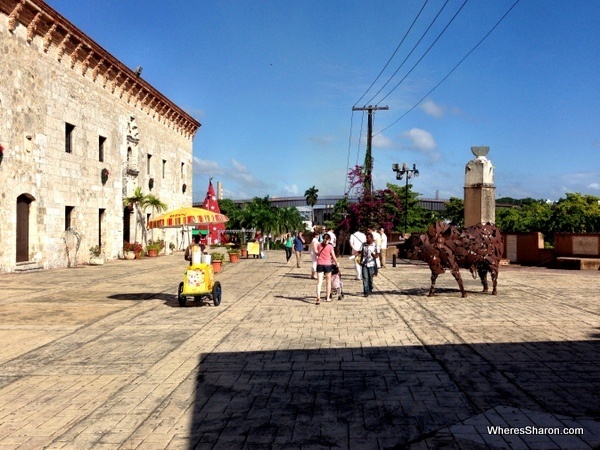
xmin=315 ymin=233 xmax=338 ymax=304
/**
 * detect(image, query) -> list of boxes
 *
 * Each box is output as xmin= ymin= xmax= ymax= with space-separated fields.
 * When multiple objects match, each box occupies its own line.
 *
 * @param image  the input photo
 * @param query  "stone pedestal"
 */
xmin=464 ymin=147 xmax=496 ymax=227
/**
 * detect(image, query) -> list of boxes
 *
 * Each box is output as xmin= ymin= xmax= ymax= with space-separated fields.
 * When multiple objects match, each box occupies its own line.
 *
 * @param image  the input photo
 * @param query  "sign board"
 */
xmin=247 ymin=242 xmax=260 ymax=256
xmin=572 ymin=236 xmax=599 ymax=256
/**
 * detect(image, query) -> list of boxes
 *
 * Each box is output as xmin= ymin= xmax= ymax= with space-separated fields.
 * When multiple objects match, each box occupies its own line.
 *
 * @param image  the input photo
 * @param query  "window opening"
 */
xmin=99 ymin=136 xmax=106 ymax=162
xmin=65 ymin=123 xmax=75 ymax=153
xmin=65 ymin=206 xmax=74 ymax=230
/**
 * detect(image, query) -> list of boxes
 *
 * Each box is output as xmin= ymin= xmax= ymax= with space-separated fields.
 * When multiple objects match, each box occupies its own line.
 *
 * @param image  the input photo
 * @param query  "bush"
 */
xmin=211 ymin=252 xmax=225 ymax=261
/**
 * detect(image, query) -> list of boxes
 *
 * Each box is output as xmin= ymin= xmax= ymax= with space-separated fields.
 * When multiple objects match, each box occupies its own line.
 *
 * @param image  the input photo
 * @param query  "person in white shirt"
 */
xmin=379 ymin=227 xmax=388 ymax=268
xmin=326 ymin=228 xmax=337 ymax=249
xmin=349 ymin=230 xmax=366 ymax=280
xmin=360 ymin=232 xmax=379 ymax=297
xmin=368 ymin=227 xmax=381 ymax=274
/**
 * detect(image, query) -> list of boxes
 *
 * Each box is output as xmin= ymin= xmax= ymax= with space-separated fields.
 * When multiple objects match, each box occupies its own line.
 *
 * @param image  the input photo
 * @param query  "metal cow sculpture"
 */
xmin=400 ymin=222 xmax=504 ymax=297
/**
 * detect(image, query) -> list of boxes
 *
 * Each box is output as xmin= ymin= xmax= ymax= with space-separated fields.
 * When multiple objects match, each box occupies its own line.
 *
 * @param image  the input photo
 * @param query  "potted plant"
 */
xmin=240 ymin=245 xmax=248 ymax=258
xmin=123 ymin=241 xmax=143 ymax=259
xmin=211 ymin=252 xmax=225 ymax=273
xmin=146 ymin=241 xmax=161 ymax=257
xmin=228 ymin=249 xmax=241 ymax=263
xmin=89 ymin=245 xmax=105 ymax=265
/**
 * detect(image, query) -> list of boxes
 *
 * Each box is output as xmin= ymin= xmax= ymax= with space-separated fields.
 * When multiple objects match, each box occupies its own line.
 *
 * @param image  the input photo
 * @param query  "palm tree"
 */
xmin=123 ymin=187 xmax=147 ymax=245
xmin=277 ymin=207 xmax=304 ymax=235
xmin=144 ymin=194 xmax=168 ymax=241
xmin=304 ymin=186 xmax=319 ymax=225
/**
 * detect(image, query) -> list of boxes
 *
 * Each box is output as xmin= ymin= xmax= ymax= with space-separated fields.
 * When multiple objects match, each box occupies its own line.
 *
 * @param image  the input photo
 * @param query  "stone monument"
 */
xmin=464 ymin=146 xmax=496 ymax=227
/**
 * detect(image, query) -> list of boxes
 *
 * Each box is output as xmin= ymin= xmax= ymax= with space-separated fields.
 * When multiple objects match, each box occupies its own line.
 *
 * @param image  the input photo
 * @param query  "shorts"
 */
xmin=316 ymin=264 xmax=334 ymax=273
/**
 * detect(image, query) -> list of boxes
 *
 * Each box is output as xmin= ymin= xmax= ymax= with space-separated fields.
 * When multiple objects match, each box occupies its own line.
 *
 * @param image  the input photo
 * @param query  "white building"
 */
xmin=0 ymin=0 xmax=200 ymax=272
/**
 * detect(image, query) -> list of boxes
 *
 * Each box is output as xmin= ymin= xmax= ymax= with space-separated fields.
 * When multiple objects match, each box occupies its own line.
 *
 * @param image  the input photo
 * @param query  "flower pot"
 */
xmin=228 ymin=253 xmax=240 ymax=263
xmin=212 ymin=260 xmax=222 ymax=273
xmin=89 ymin=256 xmax=105 ymax=266
xmin=240 ymin=249 xmax=248 ymax=258
xmin=124 ymin=251 xmax=135 ymax=260
xmin=147 ymin=249 xmax=158 ymax=257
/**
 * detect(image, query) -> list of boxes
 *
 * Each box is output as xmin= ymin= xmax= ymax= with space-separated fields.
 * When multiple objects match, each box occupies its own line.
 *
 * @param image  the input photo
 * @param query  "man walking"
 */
xmin=379 ymin=227 xmax=388 ymax=268
xmin=293 ymin=231 xmax=305 ymax=268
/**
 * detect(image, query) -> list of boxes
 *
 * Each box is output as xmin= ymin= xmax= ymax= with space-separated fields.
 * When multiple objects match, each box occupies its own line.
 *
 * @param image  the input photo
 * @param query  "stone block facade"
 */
xmin=0 ymin=0 xmax=200 ymax=272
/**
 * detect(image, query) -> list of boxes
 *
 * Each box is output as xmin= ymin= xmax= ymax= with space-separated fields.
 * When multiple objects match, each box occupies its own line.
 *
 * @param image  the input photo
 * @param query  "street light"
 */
xmin=392 ymin=163 xmax=419 ymax=235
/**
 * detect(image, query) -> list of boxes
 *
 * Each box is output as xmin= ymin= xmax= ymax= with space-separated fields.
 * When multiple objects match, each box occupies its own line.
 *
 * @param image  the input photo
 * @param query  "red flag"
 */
xmin=201 ymin=180 xmax=226 ymax=244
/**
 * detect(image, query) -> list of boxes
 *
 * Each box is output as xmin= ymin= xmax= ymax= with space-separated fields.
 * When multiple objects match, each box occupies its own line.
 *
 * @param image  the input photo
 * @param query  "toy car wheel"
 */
xmin=178 ymin=282 xmax=187 ymax=307
xmin=212 ymin=281 xmax=222 ymax=306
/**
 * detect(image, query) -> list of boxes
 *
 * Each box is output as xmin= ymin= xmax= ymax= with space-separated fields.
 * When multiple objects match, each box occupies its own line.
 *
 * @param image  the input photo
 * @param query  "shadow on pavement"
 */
xmin=187 ymin=340 xmax=600 ymax=449
xmin=108 ymin=292 xmax=176 ymax=302
xmin=273 ymin=294 xmax=313 ymax=304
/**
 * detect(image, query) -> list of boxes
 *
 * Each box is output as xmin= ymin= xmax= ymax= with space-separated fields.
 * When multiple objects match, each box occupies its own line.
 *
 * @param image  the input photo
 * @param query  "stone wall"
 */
xmin=0 ymin=1 xmax=199 ymax=272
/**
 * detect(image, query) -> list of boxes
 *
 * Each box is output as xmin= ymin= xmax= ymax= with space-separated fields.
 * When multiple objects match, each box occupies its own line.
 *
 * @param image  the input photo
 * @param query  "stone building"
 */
xmin=0 ymin=0 xmax=200 ymax=273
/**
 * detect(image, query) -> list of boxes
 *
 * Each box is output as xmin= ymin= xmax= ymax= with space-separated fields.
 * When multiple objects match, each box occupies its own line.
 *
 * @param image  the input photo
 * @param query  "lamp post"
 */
xmin=392 ymin=163 xmax=419 ymax=235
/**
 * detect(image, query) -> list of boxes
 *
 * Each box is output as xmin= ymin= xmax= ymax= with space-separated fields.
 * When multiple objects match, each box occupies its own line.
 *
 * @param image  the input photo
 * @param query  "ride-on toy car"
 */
xmin=178 ymin=262 xmax=222 ymax=307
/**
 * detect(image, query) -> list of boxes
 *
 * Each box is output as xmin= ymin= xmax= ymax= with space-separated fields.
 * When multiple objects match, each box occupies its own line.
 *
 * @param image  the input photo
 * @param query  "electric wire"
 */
xmin=353 ymin=0 xmax=430 ymax=108
xmin=365 ymin=0 xmax=452 ymax=107
xmin=375 ymin=0 xmax=521 ymax=136
xmin=344 ymin=109 xmax=355 ymax=195
xmin=375 ymin=0 xmax=469 ymax=106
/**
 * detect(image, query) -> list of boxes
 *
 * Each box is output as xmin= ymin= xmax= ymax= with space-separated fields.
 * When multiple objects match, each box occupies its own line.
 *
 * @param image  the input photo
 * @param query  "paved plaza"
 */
xmin=0 ymin=251 xmax=599 ymax=449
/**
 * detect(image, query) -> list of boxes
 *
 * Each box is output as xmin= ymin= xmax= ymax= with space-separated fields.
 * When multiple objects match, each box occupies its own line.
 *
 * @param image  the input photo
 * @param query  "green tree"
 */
xmin=123 ymin=187 xmax=148 ymax=245
xmin=239 ymin=196 xmax=279 ymax=236
xmin=548 ymin=193 xmax=600 ymax=233
xmin=276 ymin=207 xmax=304 ymax=235
xmin=304 ymin=186 xmax=319 ymax=224
xmin=441 ymin=197 xmax=465 ymax=227
xmin=386 ymin=183 xmax=436 ymax=234
xmin=218 ymin=199 xmax=243 ymax=229
xmin=144 ymin=194 xmax=168 ymax=241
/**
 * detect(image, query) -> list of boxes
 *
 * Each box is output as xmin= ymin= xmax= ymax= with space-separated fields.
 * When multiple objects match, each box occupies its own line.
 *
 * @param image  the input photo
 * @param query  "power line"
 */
xmin=344 ymin=109 xmax=355 ymax=195
xmin=375 ymin=0 xmax=468 ymax=106
xmin=353 ymin=0 xmax=430 ymax=108
xmin=376 ymin=0 xmax=521 ymax=136
xmin=365 ymin=0 xmax=452 ymax=106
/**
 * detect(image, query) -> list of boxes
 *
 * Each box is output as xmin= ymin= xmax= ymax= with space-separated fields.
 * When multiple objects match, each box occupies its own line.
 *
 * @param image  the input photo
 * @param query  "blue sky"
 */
xmin=47 ymin=0 xmax=600 ymax=202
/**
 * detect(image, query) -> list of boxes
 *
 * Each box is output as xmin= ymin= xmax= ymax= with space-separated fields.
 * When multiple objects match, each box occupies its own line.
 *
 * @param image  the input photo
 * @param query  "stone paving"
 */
xmin=0 ymin=251 xmax=598 ymax=449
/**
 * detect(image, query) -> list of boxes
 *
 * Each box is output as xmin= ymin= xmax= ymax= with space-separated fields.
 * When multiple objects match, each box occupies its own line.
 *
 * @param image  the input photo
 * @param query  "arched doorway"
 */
xmin=16 ymin=194 xmax=35 ymax=262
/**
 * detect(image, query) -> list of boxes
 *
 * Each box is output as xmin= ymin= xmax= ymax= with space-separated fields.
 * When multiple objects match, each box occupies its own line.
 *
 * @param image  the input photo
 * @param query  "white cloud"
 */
xmin=193 ymin=157 xmax=223 ymax=174
xmin=587 ymin=182 xmax=600 ymax=190
xmin=420 ymin=99 xmax=445 ymax=118
xmin=402 ymin=128 xmax=436 ymax=151
xmin=372 ymin=133 xmax=394 ymax=149
xmin=283 ymin=184 xmax=299 ymax=195
xmin=400 ymin=128 xmax=441 ymax=163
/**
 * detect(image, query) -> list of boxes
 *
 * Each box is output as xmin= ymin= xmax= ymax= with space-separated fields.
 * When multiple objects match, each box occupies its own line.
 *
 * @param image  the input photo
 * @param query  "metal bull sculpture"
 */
xmin=400 ymin=222 xmax=504 ymax=297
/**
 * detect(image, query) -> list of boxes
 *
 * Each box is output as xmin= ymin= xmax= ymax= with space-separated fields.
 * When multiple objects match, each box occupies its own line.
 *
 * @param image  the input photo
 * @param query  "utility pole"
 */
xmin=352 ymin=105 xmax=388 ymax=195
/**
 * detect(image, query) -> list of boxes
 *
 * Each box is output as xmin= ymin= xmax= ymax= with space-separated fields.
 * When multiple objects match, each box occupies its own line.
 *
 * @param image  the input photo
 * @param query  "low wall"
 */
xmin=554 ymin=233 xmax=600 ymax=257
xmin=504 ymin=232 xmax=553 ymax=266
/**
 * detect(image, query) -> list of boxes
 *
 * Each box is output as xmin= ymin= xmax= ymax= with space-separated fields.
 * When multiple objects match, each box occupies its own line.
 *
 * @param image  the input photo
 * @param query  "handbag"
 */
xmin=355 ymin=253 xmax=362 ymax=266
